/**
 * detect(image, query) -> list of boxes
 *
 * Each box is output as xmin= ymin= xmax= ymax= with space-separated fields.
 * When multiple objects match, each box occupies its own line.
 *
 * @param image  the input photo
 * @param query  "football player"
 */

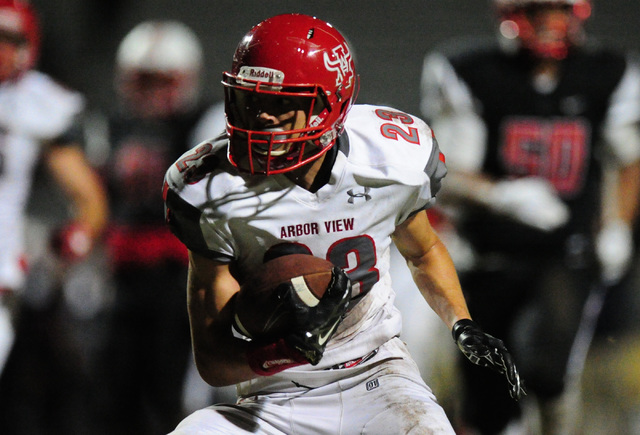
xmin=89 ymin=20 xmax=228 ymax=434
xmin=421 ymin=0 xmax=640 ymax=433
xmin=164 ymin=13 xmax=523 ymax=434
xmin=0 ymin=0 xmax=107 ymax=375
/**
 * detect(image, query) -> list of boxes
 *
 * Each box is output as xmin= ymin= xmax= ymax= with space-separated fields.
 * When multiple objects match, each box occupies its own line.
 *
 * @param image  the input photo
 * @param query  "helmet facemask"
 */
xmin=223 ymin=72 xmax=341 ymax=176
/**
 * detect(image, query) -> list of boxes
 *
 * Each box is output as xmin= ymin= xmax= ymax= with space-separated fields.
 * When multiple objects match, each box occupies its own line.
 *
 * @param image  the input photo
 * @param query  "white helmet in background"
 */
xmin=115 ymin=20 xmax=203 ymax=118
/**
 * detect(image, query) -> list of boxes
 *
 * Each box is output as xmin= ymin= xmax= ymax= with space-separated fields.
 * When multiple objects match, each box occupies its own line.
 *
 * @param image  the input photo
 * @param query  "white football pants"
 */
xmin=170 ymin=338 xmax=454 ymax=435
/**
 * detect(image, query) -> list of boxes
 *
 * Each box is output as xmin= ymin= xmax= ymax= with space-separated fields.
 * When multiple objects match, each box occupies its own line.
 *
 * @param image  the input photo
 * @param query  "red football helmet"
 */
xmin=223 ymin=13 xmax=359 ymax=175
xmin=0 ymin=0 xmax=39 ymax=81
xmin=493 ymin=0 xmax=591 ymax=60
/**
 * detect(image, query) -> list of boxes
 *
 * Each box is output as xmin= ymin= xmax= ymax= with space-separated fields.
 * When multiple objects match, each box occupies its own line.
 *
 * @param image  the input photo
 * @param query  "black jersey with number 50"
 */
xmin=422 ymin=39 xmax=640 ymax=253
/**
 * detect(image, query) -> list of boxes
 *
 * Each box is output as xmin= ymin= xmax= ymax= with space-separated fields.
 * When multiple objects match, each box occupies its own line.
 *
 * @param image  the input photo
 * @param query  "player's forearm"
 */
xmin=392 ymin=210 xmax=471 ymax=328
xmin=187 ymin=258 xmax=258 ymax=386
xmin=73 ymin=187 xmax=108 ymax=240
xmin=439 ymin=170 xmax=494 ymax=208
xmin=47 ymin=144 xmax=108 ymax=240
xmin=190 ymin=321 xmax=257 ymax=387
xmin=407 ymin=238 xmax=471 ymax=329
xmin=616 ymin=160 xmax=640 ymax=225
xmin=188 ymin=293 xmax=259 ymax=386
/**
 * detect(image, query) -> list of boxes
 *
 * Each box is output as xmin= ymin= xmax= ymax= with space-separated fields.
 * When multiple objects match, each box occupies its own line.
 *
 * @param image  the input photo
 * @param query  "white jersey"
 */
xmin=164 ymin=104 xmax=446 ymax=393
xmin=0 ymin=71 xmax=85 ymax=289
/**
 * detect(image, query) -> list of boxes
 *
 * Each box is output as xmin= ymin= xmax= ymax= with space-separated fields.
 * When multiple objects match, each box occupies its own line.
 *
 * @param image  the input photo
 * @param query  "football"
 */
xmin=233 ymin=254 xmax=336 ymax=341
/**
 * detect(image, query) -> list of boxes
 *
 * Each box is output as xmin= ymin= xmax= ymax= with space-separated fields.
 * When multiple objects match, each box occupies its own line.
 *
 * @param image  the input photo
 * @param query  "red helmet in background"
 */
xmin=0 ymin=0 xmax=39 ymax=80
xmin=493 ymin=0 xmax=592 ymax=59
xmin=223 ymin=13 xmax=359 ymax=175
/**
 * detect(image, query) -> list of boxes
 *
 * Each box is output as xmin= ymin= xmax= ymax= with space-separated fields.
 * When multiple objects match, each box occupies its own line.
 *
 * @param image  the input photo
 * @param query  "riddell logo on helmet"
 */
xmin=238 ymin=66 xmax=284 ymax=84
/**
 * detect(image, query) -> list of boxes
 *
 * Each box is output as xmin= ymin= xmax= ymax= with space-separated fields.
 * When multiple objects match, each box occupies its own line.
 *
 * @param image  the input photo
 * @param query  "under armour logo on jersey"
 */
xmin=347 ymin=187 xmax=371 ymax=203
xmin=324 ymin=43 xmax=354 ymax=88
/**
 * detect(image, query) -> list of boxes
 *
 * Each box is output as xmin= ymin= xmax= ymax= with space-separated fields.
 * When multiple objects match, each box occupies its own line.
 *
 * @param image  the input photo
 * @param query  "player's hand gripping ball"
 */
xmin=233 ymin=253 xmax=352 ymax=366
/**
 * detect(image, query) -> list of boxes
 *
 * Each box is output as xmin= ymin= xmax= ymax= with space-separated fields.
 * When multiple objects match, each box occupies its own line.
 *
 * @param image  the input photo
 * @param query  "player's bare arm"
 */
xmin=615 ymin=160 xmax=640 ymax=225
xmin=393 ymin=209 xmax=524 ymax=400
xmin=596 ymin=158 xmax=640 ymax=283
xmin=391 ymin=209 xmax=470 ymax=329
xmin=46 ymin=143 xmax=109 ymax=260
xmin=47 ymin=144 xmax=108 ymax=239
xmin=186 ymin=251 xmax=256 ymax=386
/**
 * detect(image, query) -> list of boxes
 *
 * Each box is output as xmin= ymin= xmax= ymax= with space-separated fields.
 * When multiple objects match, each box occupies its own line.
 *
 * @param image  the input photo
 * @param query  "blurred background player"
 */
xmin=0 ymin=0 xmax=108 ymax=433
xmin=420 ymin=0 xmax=640 ymax=433
xmin=85 ymin=20 xmax=221 ymax=435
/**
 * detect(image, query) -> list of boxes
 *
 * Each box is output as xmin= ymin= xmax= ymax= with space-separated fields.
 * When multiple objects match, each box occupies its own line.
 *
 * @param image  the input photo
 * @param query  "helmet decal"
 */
xmin=324 ymin=43 xmax=354 ymax=90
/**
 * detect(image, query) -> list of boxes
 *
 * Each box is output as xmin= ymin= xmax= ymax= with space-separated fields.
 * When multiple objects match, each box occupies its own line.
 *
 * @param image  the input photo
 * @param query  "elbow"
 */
xmin=198 ymin=372 xmax=228 ymax=388
xmin=194 ymin=356 xmax=230 ymax=387
xmin=193 ymin=346 xmax=252 ymax=387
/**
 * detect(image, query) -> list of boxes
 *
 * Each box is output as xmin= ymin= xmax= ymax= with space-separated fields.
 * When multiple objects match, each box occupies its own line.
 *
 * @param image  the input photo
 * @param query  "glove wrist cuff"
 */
xmin=452 ymin=318 xmax=476 ymax=342
xmin=246 ymin=338 xmax=307 ymax=376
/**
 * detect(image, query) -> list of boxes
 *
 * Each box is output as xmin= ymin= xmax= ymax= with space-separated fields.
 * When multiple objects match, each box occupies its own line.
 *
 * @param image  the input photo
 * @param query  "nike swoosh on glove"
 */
xmin=284 ymin=266 xmax=351 ymax=365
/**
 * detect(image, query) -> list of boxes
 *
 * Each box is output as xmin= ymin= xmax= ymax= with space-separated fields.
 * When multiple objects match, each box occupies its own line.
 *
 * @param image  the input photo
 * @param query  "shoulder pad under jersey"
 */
xmin=163 ymin=139 xmax=233 ymax=262
xmin=0 ymin=71 xmax=85 ymax=140
xmin=344 ymin=104 xmax=447 ymax=198
xmin=168 ymin=139 xmax=225 ymax=188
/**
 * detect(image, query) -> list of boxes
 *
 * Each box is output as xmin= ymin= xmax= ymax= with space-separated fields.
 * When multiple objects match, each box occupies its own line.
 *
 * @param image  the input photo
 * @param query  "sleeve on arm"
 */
xmin=424 ymin=134 xmax=448 ymax=197
xmin=17 ymin=72 xmax=86 ymax=141
xmin=50 ymin=113 xmax=86 ymax=147
xmin=398 ymin=130 xmax=448 ymax=224
xmin=602 ymin=56 xmax=640 ymax=165
xmin=420 ymin=52 xmax=487 ymax=173
xmin=164 ymin=185 xmax=233 ymax=263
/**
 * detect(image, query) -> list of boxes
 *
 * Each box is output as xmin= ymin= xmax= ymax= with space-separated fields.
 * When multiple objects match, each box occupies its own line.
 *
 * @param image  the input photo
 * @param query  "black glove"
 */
xmin=282 ymin=266 xmax=351 ymax=365
xmin=452 ymin=319 xmax=525 ymax=401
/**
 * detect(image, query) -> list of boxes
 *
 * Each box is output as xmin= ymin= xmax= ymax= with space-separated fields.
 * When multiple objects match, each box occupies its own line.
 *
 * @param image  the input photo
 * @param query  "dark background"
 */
xmin=29 ymin=0 xmax=640 ymax=117
xmin=14 ymin=3 xmax=640 ymax=433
